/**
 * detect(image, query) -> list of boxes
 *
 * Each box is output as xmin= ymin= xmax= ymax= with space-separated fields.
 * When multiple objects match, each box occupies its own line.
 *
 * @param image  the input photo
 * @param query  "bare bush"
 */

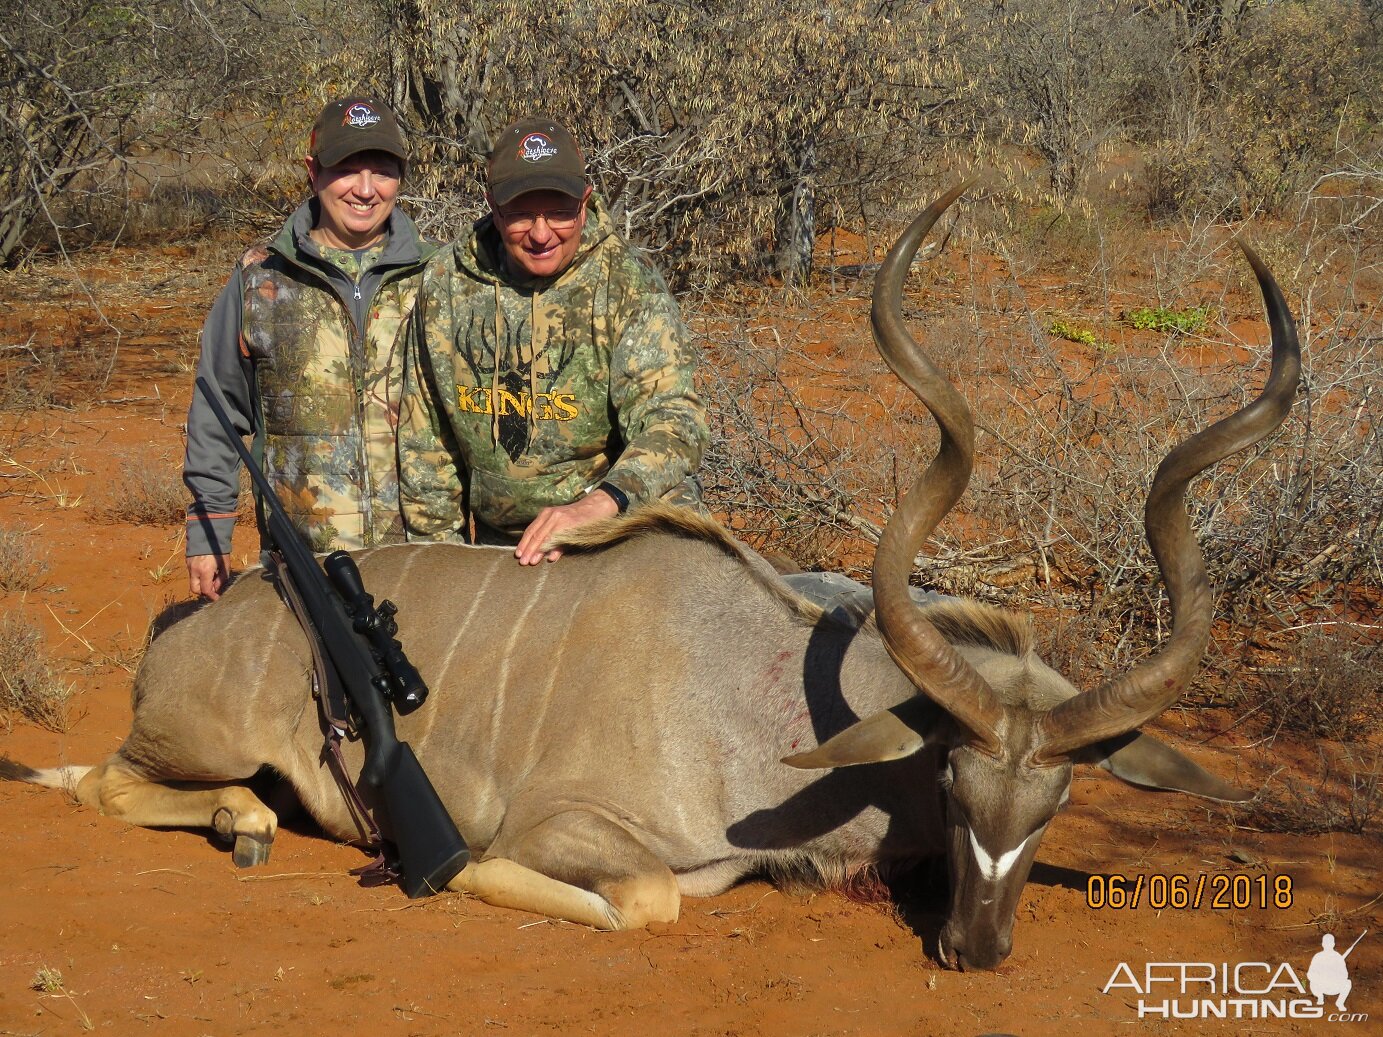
xmin=1251 ymin=625 xmax=1383 ymax=741
xmin=1 ymin=1 xmax=335 ymax=268
xmin=94 ymin=454 xmax=187 ymax=527
xmin=972 ymin=0 xmax=1165 ymax=202
xmin=1236 ymin=744 xmax=1382 ymax=836
xmin=365 ymin=0 xmax=976 ymax=285
xmin=1135 ymin=0 xmax=1376 ymax=220
xmin=0 ymin=525 xmax=49 ymax=592
xmin=695 ymin=293 xmax=892 ymax=573
xmin=0 ymin=614 xmax=75 ymax=732
xmin=694 ymin=187 xmax=1377 ymax=737
xmin=1033 ymin=603 xmax=1140 ymax=693
xmin=940 ymin=195 xmax=1381 ymax=660
xmin=1213 ymin=0 xmax=1371 ymax=218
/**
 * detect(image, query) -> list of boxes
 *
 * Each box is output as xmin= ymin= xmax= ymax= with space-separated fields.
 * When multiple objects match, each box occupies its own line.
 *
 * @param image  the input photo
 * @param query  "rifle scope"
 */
xmin=323 ymin=551 xmax=430 ymax=712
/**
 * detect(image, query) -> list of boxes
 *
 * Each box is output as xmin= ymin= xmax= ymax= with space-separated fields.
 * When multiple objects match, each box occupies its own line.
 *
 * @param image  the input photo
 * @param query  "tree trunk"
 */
xmin=774 ymin=135 xmax=817 ymax=285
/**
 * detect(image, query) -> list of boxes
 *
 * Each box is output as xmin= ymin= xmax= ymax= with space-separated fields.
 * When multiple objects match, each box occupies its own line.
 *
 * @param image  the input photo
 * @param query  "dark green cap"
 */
xmin=309 ymin=97 xmax=408 ymax=170
xmin=487 ymin=116 xmax=586 ymax=206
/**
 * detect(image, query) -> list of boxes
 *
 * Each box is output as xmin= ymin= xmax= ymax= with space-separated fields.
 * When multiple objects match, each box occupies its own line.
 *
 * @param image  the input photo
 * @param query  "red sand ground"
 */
xmin=0 ymin=240 xmax=1376 ymax=1037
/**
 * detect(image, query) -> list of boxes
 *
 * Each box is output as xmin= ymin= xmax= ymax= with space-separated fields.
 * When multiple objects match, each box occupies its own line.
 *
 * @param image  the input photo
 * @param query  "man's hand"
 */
xmin=515 ymin=489 xmax=621 ymax=565
xmin=188 ymin=554 xmax=230 ymax=600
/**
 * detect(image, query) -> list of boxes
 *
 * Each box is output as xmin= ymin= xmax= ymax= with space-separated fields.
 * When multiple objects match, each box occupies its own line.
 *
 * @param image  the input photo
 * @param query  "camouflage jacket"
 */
xmin=183 ymin=200 xmax=441 ymax=555
xmin=399 ymin=195 xmax=708 ymax=539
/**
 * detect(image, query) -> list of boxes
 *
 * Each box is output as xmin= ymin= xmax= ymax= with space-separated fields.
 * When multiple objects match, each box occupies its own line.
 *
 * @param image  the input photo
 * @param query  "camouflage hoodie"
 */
xmin=184 ymin=199 xmax=440 ymax=555
xmin=399 ymin=195 xmax=708 ymax=539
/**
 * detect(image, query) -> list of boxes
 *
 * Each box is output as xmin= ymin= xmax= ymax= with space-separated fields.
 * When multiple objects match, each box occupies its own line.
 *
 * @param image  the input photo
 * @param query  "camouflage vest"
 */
xmin=240 ymin=253 xmax=421 ymax=551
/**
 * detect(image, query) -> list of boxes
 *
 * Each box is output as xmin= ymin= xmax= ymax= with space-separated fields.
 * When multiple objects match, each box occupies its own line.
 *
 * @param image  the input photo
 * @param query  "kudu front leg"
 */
xmin=453 ymin=809 xmax=680 ymax=930
xmin=77 ymin=757 xmax=277 ymax=866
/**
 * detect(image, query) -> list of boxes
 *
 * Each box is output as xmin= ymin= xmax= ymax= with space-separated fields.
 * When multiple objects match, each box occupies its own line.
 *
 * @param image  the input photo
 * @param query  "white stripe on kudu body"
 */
xmin=436 ymin=551 xmax=504 ymax=682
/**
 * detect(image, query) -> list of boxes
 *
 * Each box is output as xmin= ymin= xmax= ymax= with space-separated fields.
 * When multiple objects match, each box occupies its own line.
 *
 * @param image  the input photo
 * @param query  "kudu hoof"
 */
xmin=232 ymin=834 xmax=273 ymax=868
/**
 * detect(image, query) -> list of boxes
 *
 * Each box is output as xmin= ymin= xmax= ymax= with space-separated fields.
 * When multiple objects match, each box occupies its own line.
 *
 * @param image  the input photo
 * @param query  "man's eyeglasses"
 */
xmin=495 ymin=207 xmax=583 ymax=233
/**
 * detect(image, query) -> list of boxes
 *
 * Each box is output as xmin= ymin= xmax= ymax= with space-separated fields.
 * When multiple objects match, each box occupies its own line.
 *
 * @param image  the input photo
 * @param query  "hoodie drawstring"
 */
xmin=491 ymin=283 xmax=545 ymax=449
xmin=529 ymin=293 xmax=541 ymax=443
xmin=490 ymin=283 xmax=503 ymax=447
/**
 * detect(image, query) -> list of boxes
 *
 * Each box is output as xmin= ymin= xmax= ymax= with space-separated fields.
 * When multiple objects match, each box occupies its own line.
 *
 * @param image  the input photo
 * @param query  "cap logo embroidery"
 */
xmin=344 ymin=103 xmax=381 ymax=129
xmin=518 ymin=133 xmax=559 ymax=163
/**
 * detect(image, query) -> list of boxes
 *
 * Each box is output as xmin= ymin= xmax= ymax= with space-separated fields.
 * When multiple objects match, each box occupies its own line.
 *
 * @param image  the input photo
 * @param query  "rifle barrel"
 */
xmin=1342 ymin=929 xmax=1367 ymax=959
xmin=193 ymin=376 xmax=469 ymax=896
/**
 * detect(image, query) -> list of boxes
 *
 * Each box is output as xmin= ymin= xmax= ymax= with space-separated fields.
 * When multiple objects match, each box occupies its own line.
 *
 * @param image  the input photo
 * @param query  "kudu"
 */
xmin=4 ymin=187 xmax=1299 ymax=970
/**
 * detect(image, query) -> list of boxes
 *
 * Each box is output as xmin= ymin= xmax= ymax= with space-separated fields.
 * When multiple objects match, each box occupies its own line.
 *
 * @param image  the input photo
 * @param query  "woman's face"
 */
xmin=307 ymin=150 xmax=402 ymax=250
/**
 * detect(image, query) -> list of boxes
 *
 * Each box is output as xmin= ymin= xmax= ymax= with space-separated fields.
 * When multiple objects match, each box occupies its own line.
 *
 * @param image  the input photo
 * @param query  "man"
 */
xmin=184 ymin=97 xmax=441 ymax=599
xmin=400 ymin=116 xmax=708 ymax=564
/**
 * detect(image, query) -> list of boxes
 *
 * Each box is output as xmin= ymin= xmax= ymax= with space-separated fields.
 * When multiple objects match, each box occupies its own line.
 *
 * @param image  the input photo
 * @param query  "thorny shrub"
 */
xmin=696 ymin=293 xmax=880 ymax=572
xmin=356 ymin=0 xmax=977 ymax=285
xmin=696 ymin=181 xmax=1378 ymax=748
xmin=0 ymin=524 xmax=49 ymax=592
xmin=1253 ymin=626 xmax=1383 ymax=742
xmin=1 ymin=0 xmax=335 ymax=267
xmin=1235 ymin=744 xmax=1383 ymax=837
xmin=1032 ymin=602 xmax=1143 ymax=695
xmin=94 ymin=454 xmax=187 ymax=527
xmin=1212 ymin=0 xmax=1373 ymax=218
xmin=0 ymin=614 xmax=75 ymax=732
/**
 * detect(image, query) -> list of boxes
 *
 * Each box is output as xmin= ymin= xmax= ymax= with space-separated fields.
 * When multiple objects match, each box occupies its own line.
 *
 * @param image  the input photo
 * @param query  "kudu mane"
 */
xmin=913 ymin=599 xmax=1035 ymax=658
xmin=554 ymin=504 xmax=828 ymax=626
xmin=557 ymin=504 xmax=1034 ymax=658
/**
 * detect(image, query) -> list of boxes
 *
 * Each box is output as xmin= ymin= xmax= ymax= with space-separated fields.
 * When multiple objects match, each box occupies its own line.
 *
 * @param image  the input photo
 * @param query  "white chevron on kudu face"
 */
xmin=967 ymin=827 xmax=1039 ymax=883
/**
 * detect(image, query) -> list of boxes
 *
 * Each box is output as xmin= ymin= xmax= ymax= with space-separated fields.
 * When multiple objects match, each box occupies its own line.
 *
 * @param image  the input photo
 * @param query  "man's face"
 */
xmin=489 ymin=187 xmax=593 ymax=279
xmin=305 ymin=150 xmax=402 ymax=249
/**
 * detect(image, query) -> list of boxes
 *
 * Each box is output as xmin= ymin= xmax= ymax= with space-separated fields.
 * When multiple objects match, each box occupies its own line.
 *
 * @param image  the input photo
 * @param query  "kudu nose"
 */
xmin=947 ymin=928 xmax=1012 ymax=972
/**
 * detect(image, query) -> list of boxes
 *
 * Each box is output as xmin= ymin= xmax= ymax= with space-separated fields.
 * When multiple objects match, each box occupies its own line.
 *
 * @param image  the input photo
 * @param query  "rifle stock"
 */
xmin=194 ymin=376 xmax=469 ymax=898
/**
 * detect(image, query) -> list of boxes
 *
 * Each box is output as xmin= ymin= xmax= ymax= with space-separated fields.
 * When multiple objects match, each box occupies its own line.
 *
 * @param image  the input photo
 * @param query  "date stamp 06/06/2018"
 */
xmin=1086 ymin=873 xmax=1294 ymax=911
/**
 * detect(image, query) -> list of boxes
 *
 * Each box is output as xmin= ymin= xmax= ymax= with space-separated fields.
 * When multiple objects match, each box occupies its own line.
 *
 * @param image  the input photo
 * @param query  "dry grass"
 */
xmin=94 ymin=453 xmax=187 ymax=526
xmin=0 ymin=343 xmax=63 ymax=411
xmin=29 ymin=964 xmax=93 ymax=1030
xmin=1252 ymin=625 xmax=1383 ymax=742
xmin=0 ymin=321 xmax=119 ymax=412
xmin=0 ymin=613 xmax=77 ymax=732
xmin=0 ymin=524 xmax=49 ymax=591
xmin=1235 ymin=745 xmax=1383 ymax=837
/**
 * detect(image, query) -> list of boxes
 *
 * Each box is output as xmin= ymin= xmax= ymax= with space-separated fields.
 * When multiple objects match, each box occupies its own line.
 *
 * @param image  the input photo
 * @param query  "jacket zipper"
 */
xmin=347 ymin=280 xmax=371 ymax=540
xmin=344 ymin=267 xmax=408 ymax=543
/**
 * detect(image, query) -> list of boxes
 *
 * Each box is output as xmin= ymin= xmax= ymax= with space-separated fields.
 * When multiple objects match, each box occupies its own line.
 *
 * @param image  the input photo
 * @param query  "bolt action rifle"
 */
xmin=195 ymin=377 xmax=469 ymax=898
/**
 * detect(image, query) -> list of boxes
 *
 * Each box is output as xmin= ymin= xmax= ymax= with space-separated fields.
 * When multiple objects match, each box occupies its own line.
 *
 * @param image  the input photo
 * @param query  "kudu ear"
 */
xmin=782 ymin=699 xmax=942 ymax=770
xmin=1075 ymin=731 xmax=1254 ymax=803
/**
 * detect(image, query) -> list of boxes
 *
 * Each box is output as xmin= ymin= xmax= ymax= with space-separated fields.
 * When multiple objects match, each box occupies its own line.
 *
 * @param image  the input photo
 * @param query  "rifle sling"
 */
xmin=265 ymin=550 xmax=385 ymax=854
